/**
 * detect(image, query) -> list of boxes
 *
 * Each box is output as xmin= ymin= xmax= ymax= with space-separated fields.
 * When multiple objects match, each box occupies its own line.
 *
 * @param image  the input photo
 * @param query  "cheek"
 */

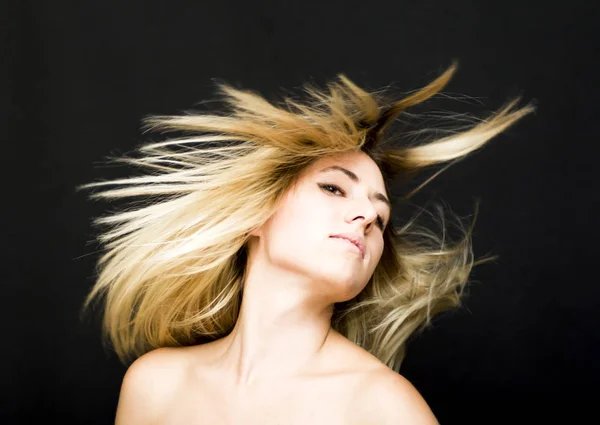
xmin=263 ymin=203 xmax=324 ymax=256
xmin=374 ymin=243 xmax=385 ymax=263
xmin=364 ymin=240 xmax=385 ymax=275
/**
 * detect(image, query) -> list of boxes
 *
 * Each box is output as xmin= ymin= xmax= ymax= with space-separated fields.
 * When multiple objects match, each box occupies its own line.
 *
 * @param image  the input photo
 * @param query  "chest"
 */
xmin=162 ymin=375 xmax=364 ymax=425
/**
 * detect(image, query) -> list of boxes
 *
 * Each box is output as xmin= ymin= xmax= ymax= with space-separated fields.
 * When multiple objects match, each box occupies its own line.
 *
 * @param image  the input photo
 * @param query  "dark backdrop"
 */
xmin=3 ymin=1 xmax=598 ymax=424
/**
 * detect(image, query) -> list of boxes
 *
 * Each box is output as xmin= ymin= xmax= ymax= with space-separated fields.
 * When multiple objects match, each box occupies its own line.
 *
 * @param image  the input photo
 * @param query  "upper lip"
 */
xmin=330 ymin=232 xmax=366 ymax=258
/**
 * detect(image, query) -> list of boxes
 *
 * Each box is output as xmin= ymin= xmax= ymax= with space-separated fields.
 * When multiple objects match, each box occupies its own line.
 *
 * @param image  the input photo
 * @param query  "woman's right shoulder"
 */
xmin=126 ymin=346 xmax=191 ymax=385
xmin=130 ymin=345 xmax=191 ymax=370
xmin=115 ymin=347 xmax=192 ymax=425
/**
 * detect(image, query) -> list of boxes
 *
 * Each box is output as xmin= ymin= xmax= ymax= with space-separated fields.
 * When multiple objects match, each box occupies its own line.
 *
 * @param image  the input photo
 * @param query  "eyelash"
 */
xmin=319 ymin=183 xmax=386 ymax=230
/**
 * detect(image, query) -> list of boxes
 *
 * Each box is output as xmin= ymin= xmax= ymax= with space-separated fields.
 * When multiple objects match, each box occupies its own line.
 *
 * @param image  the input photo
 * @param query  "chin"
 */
xmin=325 ymin=276 xmax=367 ymax=301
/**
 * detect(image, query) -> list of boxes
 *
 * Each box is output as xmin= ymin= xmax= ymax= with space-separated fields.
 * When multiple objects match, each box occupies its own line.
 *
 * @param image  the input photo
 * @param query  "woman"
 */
xmin=79 ymin=62 xmax=534 ymax=424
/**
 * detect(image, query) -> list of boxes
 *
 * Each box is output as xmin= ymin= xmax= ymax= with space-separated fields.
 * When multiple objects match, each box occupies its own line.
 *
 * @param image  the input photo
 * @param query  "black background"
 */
xmin=3 ymin=0 xmax=599 ymax=424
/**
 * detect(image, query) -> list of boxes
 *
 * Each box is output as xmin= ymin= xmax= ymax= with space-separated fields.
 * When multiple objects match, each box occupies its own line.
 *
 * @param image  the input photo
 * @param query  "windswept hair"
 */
xmin=78 ymin=62 xmax=534 ymax=371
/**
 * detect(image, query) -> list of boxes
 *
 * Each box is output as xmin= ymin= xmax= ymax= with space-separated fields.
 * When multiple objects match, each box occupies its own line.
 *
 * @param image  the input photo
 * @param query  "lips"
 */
xmin=330 ymin=233 xmax=365 ymax=258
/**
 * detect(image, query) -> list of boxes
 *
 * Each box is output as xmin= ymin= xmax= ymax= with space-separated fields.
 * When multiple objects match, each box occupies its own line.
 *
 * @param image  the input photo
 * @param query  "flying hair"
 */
xmin=77 ymin=61 xmax=535 ymax=371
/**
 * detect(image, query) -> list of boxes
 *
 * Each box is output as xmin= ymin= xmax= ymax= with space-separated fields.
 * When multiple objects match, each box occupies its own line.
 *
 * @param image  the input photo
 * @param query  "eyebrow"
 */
xmin=318 ymin=165 xmax=391 ymax=213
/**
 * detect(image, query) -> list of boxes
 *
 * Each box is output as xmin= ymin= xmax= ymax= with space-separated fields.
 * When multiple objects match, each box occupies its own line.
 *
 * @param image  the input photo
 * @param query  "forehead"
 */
xmin=305 ymin=151 xmax=386 ymax=191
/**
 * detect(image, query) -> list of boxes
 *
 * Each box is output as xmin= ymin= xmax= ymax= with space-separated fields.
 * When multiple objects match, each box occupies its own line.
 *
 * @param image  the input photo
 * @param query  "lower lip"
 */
xmin=331 ymin=237 xmax=363 ymax=258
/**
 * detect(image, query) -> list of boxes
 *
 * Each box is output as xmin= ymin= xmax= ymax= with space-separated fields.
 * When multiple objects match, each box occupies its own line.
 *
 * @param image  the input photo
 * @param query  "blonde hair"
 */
xmin=78 ymin=62 xmax=534 ymax=371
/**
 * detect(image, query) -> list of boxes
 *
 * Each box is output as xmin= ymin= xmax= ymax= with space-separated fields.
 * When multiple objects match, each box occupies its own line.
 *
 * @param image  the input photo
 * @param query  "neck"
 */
xmin=215 ymin=257 xmax=338 ymax=389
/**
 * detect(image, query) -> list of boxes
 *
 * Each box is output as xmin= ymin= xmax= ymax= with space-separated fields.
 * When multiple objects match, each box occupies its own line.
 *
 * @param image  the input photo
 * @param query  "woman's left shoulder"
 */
xmin=330 ymin=336 xmax=439 ymax=425
xmin=351 ymin=367 xmax=440 ymax=425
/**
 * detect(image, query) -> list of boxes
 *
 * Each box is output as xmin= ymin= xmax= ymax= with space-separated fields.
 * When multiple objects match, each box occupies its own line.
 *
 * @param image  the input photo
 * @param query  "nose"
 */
xmin=347 ymin=198 xmax=379 ymax=228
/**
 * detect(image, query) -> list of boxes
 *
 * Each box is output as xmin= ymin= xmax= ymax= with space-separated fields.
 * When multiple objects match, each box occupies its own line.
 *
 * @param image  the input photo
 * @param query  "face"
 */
xmin=249 ymin=150 xmax=391 ymax=302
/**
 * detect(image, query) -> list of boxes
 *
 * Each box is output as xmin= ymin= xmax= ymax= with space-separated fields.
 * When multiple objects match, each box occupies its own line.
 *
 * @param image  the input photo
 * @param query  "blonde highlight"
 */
xmin=78 ymin=62 xmax=534 ymax=371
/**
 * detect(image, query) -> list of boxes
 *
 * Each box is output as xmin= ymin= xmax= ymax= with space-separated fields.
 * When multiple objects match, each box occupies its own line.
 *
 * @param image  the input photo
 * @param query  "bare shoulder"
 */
xmin=327 ymin=333 xmax=439 ymax=424
xmin=352 ymin=367 xmax=440 ymax=425
xmin=114 ymin=347 xmax=191 ymax=425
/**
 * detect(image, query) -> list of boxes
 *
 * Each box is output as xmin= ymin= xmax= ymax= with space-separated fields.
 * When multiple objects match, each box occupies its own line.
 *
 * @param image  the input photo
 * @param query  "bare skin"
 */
xmin=114 ymin=151 xmax=439 ymax=424
xmin=156 ymin=333 xmax=392 ymax=425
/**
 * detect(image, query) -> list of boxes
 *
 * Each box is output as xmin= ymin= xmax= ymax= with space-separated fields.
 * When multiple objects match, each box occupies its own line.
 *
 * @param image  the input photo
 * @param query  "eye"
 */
xmin=319 ymin=183 xmax=344 ymax=196
xmin=319 ymin=183 xmax=386 ymax=230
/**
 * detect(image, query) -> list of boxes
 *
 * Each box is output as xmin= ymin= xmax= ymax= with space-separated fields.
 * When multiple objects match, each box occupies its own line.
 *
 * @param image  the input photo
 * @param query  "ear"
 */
xmin=249 ymin=223 xmax=264 ymax=238
xmin=246 ymin=231 xmax=261 ymax=254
